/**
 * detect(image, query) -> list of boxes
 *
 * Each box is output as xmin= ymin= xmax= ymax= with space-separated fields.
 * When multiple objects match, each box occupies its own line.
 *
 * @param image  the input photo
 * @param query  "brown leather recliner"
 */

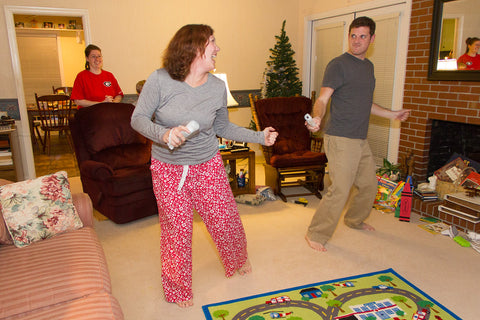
xmin=69 ymin=102 xmax=157 ymax=224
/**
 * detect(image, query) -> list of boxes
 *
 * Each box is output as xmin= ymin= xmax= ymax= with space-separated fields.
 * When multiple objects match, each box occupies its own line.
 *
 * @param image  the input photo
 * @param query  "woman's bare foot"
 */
xmin=305 ymin=235 xmax=327 ymax=252
xmin=360 ymin=223 xmax=375 ymax=231
xmin=176 ymin=299 xmax=193 ymax=308
xmin=238 ymin=258 xmax=252 ymax=275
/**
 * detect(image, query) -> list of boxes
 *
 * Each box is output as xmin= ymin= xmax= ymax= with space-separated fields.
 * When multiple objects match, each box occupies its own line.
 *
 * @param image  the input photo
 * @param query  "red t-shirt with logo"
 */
xmin=71 ymin=69 xmax=123 ymax=108
xmin=457 ymin=54 xmax=480 ymax=70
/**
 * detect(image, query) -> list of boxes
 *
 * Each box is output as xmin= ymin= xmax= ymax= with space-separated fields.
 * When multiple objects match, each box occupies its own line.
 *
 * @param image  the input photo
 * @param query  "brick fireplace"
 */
xmin=427 ymin=120 xmax=480 ymax=177
xmin=399 ymin=0 xmax=480 ymax=231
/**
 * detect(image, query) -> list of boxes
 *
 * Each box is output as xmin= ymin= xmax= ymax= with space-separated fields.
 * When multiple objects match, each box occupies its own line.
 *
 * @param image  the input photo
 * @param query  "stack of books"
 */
xmin=461 ymin=171 xmax=480 ymax=190
xmin=413 ymin=188 xmax=439 ymax=201
xmin=439 ymin=192 xmax=480 ymax=225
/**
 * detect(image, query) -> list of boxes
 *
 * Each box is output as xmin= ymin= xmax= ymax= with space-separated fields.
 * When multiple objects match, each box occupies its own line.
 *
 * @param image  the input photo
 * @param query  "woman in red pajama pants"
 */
xmin=131 ymin=24 xmax=278 ymax=308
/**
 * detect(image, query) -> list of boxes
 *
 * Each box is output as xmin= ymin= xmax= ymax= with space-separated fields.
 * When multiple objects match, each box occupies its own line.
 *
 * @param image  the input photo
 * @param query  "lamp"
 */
xmin=213 ymin=73 xmax=239 ymax=107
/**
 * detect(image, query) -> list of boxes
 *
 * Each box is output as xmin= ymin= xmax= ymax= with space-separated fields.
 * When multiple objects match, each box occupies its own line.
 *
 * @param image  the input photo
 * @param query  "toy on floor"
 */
xmin=441 ymin=225 xmax=459 ymax=238
xmin=256 ymin=186 xmax=277 ymax=200
xmin=234 ymin=194 xmax=265 ymax=206
xmin=399 ymin=176 xmax=413 ymax=222
xmin=453 ymin=235 xmax=471 ymax=247
xmin=293 ymin=198 xmax=308 ymax=206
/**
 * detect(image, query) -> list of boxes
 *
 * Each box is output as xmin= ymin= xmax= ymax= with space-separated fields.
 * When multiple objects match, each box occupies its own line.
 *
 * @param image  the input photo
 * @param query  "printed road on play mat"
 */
xmin=202 ymin=268 xmax=460 ymax=320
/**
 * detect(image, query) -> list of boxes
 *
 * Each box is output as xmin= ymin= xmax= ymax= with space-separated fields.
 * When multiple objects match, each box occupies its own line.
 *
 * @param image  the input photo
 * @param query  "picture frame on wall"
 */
xmin=0 ymin=99 xmax=20 ymax=120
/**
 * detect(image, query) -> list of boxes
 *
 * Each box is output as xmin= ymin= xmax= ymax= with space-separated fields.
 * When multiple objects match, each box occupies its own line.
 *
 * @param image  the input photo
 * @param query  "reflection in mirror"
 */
xmin=428 ymin=0 xmax=480 ymax=81
xmin=438 ymin=0 xmax=479 ymax=70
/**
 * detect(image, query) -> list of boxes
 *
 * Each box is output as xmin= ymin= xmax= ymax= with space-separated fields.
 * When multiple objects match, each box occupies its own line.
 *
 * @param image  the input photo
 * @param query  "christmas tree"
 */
xmin=263 ymin=20 xmax=302 ymax=98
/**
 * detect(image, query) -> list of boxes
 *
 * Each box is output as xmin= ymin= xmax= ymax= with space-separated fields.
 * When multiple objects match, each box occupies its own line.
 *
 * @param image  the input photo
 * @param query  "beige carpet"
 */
xmin=69 ymin=167 xmax=480 ymax=320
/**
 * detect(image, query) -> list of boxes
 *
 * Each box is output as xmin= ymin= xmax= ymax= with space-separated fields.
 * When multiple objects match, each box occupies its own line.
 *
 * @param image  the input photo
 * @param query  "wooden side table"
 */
xmin=220 ymin=150 xmax=256 ymax=196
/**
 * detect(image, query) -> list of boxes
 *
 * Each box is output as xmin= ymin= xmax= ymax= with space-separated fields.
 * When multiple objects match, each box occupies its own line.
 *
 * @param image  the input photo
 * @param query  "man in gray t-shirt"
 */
xmin=305 ymin=16 xmax=411 ymax=252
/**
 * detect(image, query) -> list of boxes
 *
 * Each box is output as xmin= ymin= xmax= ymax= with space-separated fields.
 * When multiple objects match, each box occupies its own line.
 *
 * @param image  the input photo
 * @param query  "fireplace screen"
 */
xmin=427 ymin=119 xmax=480 ymax=177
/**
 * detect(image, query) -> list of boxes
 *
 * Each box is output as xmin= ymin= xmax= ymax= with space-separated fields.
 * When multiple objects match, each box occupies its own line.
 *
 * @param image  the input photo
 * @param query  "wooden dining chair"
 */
xmin=35 ymin=93 xmax=74 ymax=155
xmin=31 ymin=119 xmax=44 ymax=149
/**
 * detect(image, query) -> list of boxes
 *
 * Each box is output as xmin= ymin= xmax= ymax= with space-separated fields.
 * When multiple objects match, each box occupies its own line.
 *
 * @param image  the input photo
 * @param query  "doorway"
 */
xmin=4 ymin=6 xmax=91 ymax=180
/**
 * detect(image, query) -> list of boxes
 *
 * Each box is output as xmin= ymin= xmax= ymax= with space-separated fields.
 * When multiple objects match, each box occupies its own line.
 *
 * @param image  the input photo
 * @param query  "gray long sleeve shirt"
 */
xmin=131 ymin=68 xmax=265 ymax=165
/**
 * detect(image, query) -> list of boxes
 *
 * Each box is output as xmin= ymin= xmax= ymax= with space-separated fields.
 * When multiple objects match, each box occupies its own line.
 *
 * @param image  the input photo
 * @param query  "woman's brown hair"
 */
xmin=163 ymin=24 xmax=214 ymax=81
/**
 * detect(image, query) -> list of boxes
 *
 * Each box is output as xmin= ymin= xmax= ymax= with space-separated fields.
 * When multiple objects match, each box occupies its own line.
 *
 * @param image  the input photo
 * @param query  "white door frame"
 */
xmin=4 ymin=5 xmax=91 ymax=180
xmin=302 ymin=0 xmax=412 ymax=163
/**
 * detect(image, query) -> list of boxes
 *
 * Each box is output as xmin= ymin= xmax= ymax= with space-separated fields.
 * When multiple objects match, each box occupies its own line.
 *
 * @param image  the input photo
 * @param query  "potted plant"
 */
xmin=376 ymin=158 xmax=401 ymax=181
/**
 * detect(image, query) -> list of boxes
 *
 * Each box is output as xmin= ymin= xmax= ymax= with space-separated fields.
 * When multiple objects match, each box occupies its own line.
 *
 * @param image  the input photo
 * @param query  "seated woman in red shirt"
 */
xmin=71 ymin=44 xmax=123 ymax=108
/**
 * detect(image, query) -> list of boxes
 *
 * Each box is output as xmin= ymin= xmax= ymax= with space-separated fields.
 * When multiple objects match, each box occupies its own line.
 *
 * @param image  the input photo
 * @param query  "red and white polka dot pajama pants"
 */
xmin=150 ymin=152 xmax=248 ymax=303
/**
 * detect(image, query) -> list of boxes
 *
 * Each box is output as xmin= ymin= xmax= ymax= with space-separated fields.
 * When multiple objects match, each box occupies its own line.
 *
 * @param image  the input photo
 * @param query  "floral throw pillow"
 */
xmin=0 ymin=171 xmax=83 ymax=248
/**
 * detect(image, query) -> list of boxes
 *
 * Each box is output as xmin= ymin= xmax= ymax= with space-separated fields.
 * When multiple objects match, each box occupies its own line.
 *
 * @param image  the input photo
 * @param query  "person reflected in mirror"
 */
xmin=71 ymin=44 xmax=123 ymax=108
xmin=457 ymin=37 xmax=480 ymax=70
xmin=131 ymin=24 xmax=278 ymax=308
xmin=304 ymin=16 xmax=411 ymax=253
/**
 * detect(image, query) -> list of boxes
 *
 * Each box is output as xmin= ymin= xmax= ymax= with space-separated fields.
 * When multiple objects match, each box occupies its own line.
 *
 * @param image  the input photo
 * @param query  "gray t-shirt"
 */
xmin=131 ymin=68 xmax=264 ymax=165
xmin=322 ymin=52 xmax=375 ymax=139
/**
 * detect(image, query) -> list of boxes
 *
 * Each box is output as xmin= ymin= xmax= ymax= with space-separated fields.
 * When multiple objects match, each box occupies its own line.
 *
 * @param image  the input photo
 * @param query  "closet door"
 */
xmin=361 ymin=6 xmax=404 ymax=166
xmin=309 ymin=14 xmax=353 ymax=98
xmin=309 ymin=14 xmax=353 ymax=131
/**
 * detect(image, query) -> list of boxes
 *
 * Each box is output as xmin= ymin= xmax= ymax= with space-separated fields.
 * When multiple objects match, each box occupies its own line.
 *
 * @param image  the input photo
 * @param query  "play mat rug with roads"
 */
xmin=202 ymin=268 xmax=460 ymax=320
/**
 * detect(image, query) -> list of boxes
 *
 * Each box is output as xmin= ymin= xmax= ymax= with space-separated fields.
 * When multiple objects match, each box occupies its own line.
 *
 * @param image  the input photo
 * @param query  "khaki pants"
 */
xmin=307 ymin=134 xmax=378 ymax=245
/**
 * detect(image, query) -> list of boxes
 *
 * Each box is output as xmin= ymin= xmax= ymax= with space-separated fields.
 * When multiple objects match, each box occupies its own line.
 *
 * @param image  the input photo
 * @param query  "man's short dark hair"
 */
xmin=349 ymin=16 xmax=376 ymax=36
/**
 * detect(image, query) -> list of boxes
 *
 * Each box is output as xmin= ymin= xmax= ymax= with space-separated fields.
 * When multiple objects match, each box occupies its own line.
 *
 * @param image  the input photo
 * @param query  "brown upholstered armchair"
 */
xmin=250 ymin=94 xmax=328 ymax=202
xmin=69 ymin=102 xmax=157 ymax=223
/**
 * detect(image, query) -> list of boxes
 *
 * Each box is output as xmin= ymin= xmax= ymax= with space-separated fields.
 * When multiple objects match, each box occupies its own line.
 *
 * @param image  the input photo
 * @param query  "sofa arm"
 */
xmin=1 ymin=180 xmax=94 ymax=241
xmin=80 ymin=160 xmax=114 ymax=181
xmin=73 ymin=192 xmax=94 ymax=228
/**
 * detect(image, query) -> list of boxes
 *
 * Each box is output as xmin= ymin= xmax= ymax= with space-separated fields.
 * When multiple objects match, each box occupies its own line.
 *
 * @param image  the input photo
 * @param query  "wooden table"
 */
xmin=220 ymin=150 xmax=256 ymax=196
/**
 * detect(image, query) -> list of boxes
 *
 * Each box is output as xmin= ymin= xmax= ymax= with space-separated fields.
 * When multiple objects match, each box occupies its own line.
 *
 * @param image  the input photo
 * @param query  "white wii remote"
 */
xmin=168 ymin=120 xmax=200 ymax=150
xmin=181 ymin=120 xmax=200 ymax=139
xmin=304 ymin=113 xmax=316 ymax=127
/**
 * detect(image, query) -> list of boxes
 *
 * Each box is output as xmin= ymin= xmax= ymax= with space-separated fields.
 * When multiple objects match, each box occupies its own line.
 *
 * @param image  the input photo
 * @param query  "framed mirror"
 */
xmin=428 ymin=0 xmax=480 ymax=81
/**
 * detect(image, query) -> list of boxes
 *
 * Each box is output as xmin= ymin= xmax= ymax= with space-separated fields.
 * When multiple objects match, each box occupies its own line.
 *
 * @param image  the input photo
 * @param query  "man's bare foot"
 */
xmin=238 ymin=259 xmax=252 ymax=275
xmin=360 ymin=223 xmax=375 ymax=231
xmin=176 ymin=299 xmax=193 ymax=308
xmin=305 ymin=235 xmax=327 ymax=252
